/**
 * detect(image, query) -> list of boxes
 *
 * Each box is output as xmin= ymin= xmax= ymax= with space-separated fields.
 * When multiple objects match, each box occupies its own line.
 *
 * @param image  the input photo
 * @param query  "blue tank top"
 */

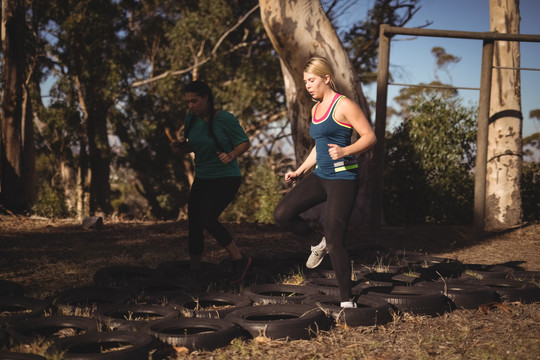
xmin=309 ymin=94 xmax=358 ymax=180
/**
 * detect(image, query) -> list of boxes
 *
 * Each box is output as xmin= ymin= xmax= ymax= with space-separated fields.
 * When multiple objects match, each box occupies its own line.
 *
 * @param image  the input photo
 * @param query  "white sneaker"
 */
xmin=340 ymin=301 xmax=357 ymax=308
xmin=306 ymin=237 xmax=328 ymax=269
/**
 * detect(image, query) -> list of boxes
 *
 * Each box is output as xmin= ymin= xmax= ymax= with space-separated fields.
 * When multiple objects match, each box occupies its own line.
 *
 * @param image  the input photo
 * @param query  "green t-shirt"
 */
xmin=185 ymin=110 xmax=249 ymax=179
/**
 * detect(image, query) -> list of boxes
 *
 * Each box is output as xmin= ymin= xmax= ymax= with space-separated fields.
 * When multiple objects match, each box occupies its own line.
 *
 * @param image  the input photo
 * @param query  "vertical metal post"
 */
xmin=371 ymin=24 xmax=391 ymax=232
xmin=474 ymin=40 xmax=494 ymax=238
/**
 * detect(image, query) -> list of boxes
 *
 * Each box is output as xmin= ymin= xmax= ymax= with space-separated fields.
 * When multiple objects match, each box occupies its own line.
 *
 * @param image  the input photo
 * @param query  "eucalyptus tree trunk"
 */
xmin=1 ymin=0 xmax=35 ymax=212
xmin=486 ymin=0 xmax=523 ymax=231
xmin=259 ymin=0 xmax=373 ymax=224
xmin=86 ymin=100 xmax=113 ymax=216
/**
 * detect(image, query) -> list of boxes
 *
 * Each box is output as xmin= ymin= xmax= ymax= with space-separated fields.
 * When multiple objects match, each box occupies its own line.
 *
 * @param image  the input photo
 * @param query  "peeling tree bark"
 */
xmin=259 ymin=0 xmax=373 ymax=225
xmin=486 ymin=0 xmax=523 ymax=231
xmin=1 ymin=0 xmax=34 ymax=212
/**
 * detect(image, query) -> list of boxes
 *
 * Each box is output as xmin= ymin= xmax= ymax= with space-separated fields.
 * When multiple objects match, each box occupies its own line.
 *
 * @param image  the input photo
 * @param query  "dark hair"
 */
xmin=183 ymin=80 xmax=222 ymax=151
xmin=184 ymin=80 xmax=215 ymax=116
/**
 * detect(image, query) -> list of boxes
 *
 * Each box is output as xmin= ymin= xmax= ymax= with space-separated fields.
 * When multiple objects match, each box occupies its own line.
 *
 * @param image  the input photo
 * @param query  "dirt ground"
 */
xmin=0 ymin=215 xmax=539 ymax=359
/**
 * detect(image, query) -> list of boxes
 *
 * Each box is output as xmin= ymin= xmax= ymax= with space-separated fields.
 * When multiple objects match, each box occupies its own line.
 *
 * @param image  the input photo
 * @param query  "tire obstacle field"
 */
xmin=0 ymin=248 xmax=538 ymax=359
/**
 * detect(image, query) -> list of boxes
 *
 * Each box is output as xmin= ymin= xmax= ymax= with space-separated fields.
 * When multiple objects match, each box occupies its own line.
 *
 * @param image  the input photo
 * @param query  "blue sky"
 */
xmin=41 ymin=1 xmax=539 ymax=137
xmin=350 ymin=0 xmax=540 ymax=137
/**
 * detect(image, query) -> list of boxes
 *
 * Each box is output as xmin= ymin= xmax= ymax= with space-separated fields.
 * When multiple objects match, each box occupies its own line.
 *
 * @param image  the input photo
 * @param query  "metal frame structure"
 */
xmin=371 ymin=25 xmax=540 ymax=237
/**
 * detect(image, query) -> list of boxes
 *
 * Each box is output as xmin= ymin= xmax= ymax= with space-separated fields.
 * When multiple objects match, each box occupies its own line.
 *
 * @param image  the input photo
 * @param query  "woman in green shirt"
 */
xmin=174 ymin=81 xmax=251 ymax=283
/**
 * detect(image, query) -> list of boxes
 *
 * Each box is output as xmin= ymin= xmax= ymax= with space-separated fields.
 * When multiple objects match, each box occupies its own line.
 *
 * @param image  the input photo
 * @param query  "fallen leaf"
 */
xmin=491 ymin=302 xmax=511 ymax=313
xmin=336 ymin=322 xmax=352 ymax=330
xmin=174 ymin=346 xmax=190 ymax=355
xmin=478 ymin=302 xmax=511 ymax=314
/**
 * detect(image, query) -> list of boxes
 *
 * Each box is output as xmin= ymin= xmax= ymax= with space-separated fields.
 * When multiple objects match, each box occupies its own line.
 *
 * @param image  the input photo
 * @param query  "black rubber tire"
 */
xmin=155 ymin=261 xmax=224 ymax=285
xmin=404 ymin=260 xmax=465 ymax=281
xmin=415 ymin=280 xmax=500 ymax=309
xmin=92 ymin=304 xmax=179 ymax=331
xmin=308 ymin=269 xmax=337 ymax=279
xmin=403 ymin=255 xmax=458 ymax=267
xmin=360 ymin=269 xmax=421 ymax=286
xmin=387 ymin=249 xmax=428 ymax=262
xmin=169 ymin=293 xmax=252 ymax=319
xmin=362 ymin=264 xmax=406 ymax=276
xmin=505 ymin=270 xmax=540 ymax=283
xmin=93 ymin=266 xmax=157 ymax=288
xmin=48 ymin=331 xmax=154 ymax=360
xmin=0 ymin=296 xmax=49 ymax=326
xmin=460 ymin=264 xmax=514 ymax=280
xmin=0 ymin=328 xmax=7 ymax=347
xmin=302 ymin=294 xmax=393 ymax=327
xmin=0 ymin=280 xmax=24 ymax=297
xmin=223 ymin=257 xmax=291 ymax=283
xmin=390 ymin=273 xmax=423 ymax=286
xmin=6 ymin=316 xmax=98 ymax=345
xmin=363 ymin=271 xmax=402 ymax=283
xmin=156 ymin=260 xmax=219 ymax=278
xmin=130 ymin=278 xmax=202 ymax=303
xmin=303 ymin=278 xmax=342 ymax=296
xmin=242 ymin=284 xmax=321 ymax=305
xmin=244 ymin=264 xmax=283 ymax=284
xmin=54 ymin=286 xmax=133 ymax=313
xmin=307 ymin=268 xmax=366 ymax=282
xmin=145 ymin=317 xmax=240 ymax=351
xmin=472 ymin=278 xmax=540 ymax=303
xmin=390 ymin=252 xmax=465 ymax=278
xmin=365 ymin=285 xmax=450 ymax=316
xmin=0 ymin=352 xmax=47 ymax=360
xmin=425 ymin=257 xmax=465 ymax=279
xmin=225 ymin=304 xmax=330 ymax=340
xmin=352 ymin=282 xmax=394 ymax=296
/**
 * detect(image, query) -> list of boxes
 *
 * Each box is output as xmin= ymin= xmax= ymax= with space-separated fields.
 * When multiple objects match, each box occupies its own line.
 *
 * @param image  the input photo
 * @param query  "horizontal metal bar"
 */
xmin=493 ymin=66 xmax=540 ymax=71
xmin=388 ymin=82 xmax=480 ymax=91
xmin=382 ymin=26 xmax=540 ymax=43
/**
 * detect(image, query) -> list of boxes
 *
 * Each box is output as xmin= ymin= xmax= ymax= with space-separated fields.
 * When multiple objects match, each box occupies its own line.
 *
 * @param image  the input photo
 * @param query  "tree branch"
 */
xmin=129 ymin=39 xmax=260 ymax=88
xmin=129 ymin=4 xmax=260 ymax=89
xmin=212 ymin=4 xmax=259 ymax=56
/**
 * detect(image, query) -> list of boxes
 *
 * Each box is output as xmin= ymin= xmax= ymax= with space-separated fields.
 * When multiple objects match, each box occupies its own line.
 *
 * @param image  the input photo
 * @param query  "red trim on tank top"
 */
xmin=313 ymin=93 xmax=341 ymax=123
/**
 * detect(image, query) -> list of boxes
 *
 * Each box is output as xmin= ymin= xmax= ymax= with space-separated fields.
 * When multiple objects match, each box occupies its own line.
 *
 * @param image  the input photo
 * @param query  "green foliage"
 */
xmin=32 ymin=154 xmax=72 ymax=218
xmin=222 ymin=160 xmax=283 ymax=223
xmin=522 ymin=162 xmax=540 ymax=222
xmin=110 ymin=166 xmax=150 ymax=219
xmin=393 ymin=82 xmax=458 ymax=117
xmin=33 ymin=183 xmax=71 ymax=218
xmin=530 ymin=109 xmax=540 ymax=121
xmin=524 ymin=132 xmax=540 ymax=145
xmin=384 ymin=92 xmax=477 ymax=225
xmin=110 ymin=92 xmax=191 ymax=220
xmin=19 ymin=0 xmax=432 ymax=220
xmin=431 ymin=47 xmax=461 ymax=68
xmin=104 ymin=0 xmax=283 ymax=220
xmin=166 ymin=0 xmax=233 ymax=68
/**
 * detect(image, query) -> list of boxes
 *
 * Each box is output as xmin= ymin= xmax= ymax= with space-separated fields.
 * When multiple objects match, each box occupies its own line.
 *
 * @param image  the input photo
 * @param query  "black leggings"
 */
xmin=188 ymin=176 xmax=241 ymax=256
xmin=273 ymin=173 xmax=359 ymax=301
